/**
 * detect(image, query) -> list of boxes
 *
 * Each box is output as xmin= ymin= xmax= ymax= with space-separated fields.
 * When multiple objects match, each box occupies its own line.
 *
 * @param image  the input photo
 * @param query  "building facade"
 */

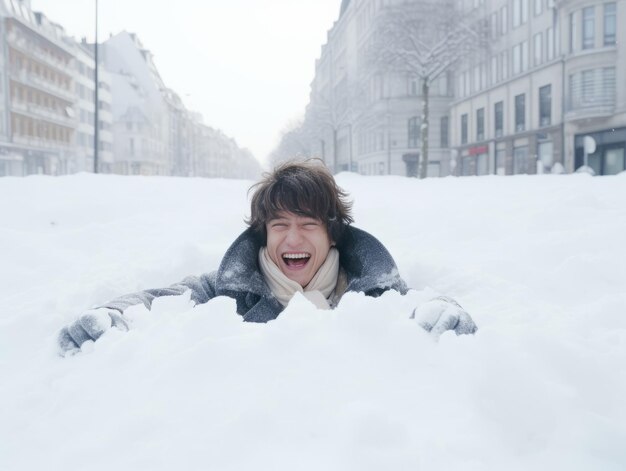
xmin=0 ymin=4 xmax=261 ymax=179
xmin=74 ymin=40 xmax=113 ymax=173
xmin=0 ymin=0 xmax=76 ymax=176
xmin=300 ymin=0 xmax=625 ymax=177
xmin=306 ymin=0 xmax=455 ymax=177
xmin=449 ymin=0 xmax=625 ymax=176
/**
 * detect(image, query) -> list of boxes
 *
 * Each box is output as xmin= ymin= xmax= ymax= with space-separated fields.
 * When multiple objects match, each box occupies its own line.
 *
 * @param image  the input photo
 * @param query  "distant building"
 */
xmin=0 ymin=5 xmax=260 ymax=179
xmin=0 ymin=0 xmax=76 ymax=176
xmin=102 ymin=31 xmax=261 ymax=178
xmin=305 ymin=0 xmax=455 ymax=177
xmin=301 ymin=0 xmax=625 ymax=177
xmin=102 ymin=31 xmax=168 ymax=175
xmin=74 ymin=40 xmax=113 ymax=173
xmin=450 ymin=0 xmax=625 ymax=176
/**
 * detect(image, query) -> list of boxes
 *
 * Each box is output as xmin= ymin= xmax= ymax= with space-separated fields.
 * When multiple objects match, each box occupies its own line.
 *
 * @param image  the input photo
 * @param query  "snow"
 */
xmin=1 ymin=172 xmax=626 ymax=470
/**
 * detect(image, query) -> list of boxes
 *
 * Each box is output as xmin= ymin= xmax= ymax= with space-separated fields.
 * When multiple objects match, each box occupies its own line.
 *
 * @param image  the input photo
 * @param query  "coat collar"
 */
xmin=214 ymin=226 xmax=406 ymax=298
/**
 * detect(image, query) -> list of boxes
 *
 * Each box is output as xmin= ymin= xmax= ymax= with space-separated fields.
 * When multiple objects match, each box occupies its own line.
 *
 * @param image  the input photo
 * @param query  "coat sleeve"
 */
xmin=98 ymin=271 xmax=218 ymax=313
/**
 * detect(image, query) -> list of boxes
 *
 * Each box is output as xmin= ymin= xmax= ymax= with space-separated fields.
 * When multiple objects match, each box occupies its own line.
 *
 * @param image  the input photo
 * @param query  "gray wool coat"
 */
xmin=101 ymin=226 xmax=408 ymax=323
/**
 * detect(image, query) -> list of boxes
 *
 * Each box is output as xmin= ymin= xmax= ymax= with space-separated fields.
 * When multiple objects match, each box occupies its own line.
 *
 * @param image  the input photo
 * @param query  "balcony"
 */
xmin=9 ymin=69 xmax=75 ymax=103
xmin=566 ymin=67 xmax=616 ymax=121
xmin=6 ymin=32 xmax=73 ymax=76
xmin=12 ymin=134 xmax=72 ymax=150
xmin=11 ymin=100 xmax=76 ymax=127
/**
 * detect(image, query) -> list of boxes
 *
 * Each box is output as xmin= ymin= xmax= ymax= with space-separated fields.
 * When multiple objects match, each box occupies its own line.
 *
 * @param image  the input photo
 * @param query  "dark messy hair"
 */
xmin=246 ymin=159 xmax=354 ymax=244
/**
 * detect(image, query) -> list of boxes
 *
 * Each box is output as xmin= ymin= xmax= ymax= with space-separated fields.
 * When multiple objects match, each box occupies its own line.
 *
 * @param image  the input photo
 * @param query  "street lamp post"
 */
xmin=93 ymin=0 xmax=99 ymax=173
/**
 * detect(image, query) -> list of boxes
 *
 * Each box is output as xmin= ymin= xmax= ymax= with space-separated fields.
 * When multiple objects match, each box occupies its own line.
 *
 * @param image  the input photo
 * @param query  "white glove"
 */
xmin=57 ymin=308 xmax=129 ymax=353
xmin=412 ymin=296 xmax=477 ymax=338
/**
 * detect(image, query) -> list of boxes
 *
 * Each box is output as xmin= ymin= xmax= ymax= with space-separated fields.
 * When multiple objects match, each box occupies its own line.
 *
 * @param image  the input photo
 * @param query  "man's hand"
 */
xmin=57 ymin=308 xmax=129 ymax=354
xmin=412 ymin=296 xmax=477 ymax=338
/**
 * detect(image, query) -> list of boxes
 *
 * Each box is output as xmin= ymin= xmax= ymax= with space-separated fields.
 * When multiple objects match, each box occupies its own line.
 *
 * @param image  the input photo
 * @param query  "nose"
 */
xmin=285 ymin=226 xmax=304 ymax=247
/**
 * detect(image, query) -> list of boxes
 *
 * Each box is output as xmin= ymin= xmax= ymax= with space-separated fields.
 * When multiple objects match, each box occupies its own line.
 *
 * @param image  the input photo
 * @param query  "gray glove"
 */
xmin=412 ymin=296 xmax=477 ymax=338
xmin=57 ymin=308 xmax=129 ymax=353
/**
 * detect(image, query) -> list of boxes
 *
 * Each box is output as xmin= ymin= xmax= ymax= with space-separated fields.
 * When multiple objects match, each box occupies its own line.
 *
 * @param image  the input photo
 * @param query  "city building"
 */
xmin=102 ymin=31 xmax=168 ymax=175
xmin=102 ymin=31 xmax=260 ymax=178
xmin=449 ymin=0 xmax=625 ymax=176
xmin=299 ymin=0 xmax=625 ymax=177
xmin=0 ymin=0 xmax=76 ymax=176
xmin=73 ymin=39 xmax=113 ymax=173
xmin=0 ymin=4 xmax=261 ymax=179
xmin=304 ymin=0 xmax=458 ymax=177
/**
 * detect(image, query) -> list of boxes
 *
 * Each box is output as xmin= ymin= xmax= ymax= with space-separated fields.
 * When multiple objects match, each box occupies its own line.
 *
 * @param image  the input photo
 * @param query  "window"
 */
xmin=534 ymin=33 xmax=543 ymax=66
xmin=582 ymin=7 xmax=595 ymax=49
xmin=408 ymin=76 xmax=419 ymax=96
xmin=476 ymin=108 xmax=485 ymax=141
xmin=501 ymin=51 xmax=509 ymax=80
xmin=539 ymin=84 xmax=551 ymax=126
xmin=491 ymin=12 xmax=499 ymax=39
xmin=513 ymin=44 xmax=521 ymax=74
xmin=491 ymin=55 xmax=498 ymax=84
xmin=427 ymin=162 xmax=440 ymax=178
xmin=437 ymin=73 xmax=450 ymax=96
xmin=515 ymin=93 xmax=526 ymax=132
xmin=513 ymin=145 xmax=529 ymax=174
xmin=440 ymin=116 xmax=449 ymax=148
xmin=461 ymin=156 xmax=473 ymax=176
xmin=494 ymin=101 xmax=503 ymax=137
xmin=513 ymin=0 xmax=521 ymax=27
xmin=461 ymin=114 xmax=468 ymax=145
xmin=534 ymin=0 xmax=542 ymax=16
xmin=477 ymin=153 xmax=489 ymax=175
xmin=513 ymin=0 xmax=528 ymax=27
xmin=513 ymin=42 xmax=527 ymax=74
xmin=546 ymin=27 xmax=555 ymax=60
xmin=604 ymin=3 xmax=616 ymax=46
xmin=473 ymin=65 xmax=480 ymax=93
xmin=538 ymin=141 xmax=554 ymax=172
xmin=581 ymin=69 xmax=595 ymax=102
xmin=408 ymin=117 xmax=420 ymax=148
xmin=501 ymin=6 xmax=508 ymax=34
xmin=495 ymin=148 xmax=506 ymax=175
xmin=604 ymin=148 xmax=625 ymax=175
xmin=569 ymin=12 xmax=576 ymax=52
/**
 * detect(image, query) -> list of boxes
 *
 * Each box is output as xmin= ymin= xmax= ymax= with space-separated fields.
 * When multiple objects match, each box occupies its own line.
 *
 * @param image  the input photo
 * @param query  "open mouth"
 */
xmin=282 ymin=252 xmax=311 ymax=268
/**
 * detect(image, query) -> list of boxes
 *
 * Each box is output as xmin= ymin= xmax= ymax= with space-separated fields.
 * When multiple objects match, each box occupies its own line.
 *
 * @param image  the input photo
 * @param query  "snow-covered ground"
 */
xmin=1 ymin=172 xmax=625 ymax=470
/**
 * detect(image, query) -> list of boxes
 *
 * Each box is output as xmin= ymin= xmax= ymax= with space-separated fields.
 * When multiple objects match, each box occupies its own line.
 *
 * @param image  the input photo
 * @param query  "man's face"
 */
xmin=265 ymin=211 xmax=333 ymax=287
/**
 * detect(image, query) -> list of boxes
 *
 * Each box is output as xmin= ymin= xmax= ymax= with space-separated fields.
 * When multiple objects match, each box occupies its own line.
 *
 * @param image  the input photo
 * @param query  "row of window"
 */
xmin=9 ymin=49 xmax=72 ymax=92
xmin=459 ymin=26 xmax=555 ymax=97
xmin=568 ymin=67 xmax=616 ymax=111
xmin=10 ymin=82 xmax=71 ymax=115
xmin=459 ymin=142 xmax=538 ymax=176
xmin=6 ymin=21 xmax=72 ymax=69
xmin=460 ymin=2 xmax=617 ymax=98
xmin=11 ymin=113 xmax=72 ymax=143
xmin=488 ymin=0 xmax=549 ymax=40
xmin=460 ymin=84 xmax=552 ymax=145
xmin=571 ymin=3 xmax=616 ymax=52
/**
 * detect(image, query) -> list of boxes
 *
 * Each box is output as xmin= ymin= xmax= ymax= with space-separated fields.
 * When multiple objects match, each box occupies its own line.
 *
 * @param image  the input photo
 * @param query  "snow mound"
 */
xmin=1 ymin=173 xmax=625 ymax=470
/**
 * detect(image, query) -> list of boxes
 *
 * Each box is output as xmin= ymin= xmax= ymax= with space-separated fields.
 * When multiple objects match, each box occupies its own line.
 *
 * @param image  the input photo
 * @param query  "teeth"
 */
xmin=283 ymin=253 xmax=310 ymax=259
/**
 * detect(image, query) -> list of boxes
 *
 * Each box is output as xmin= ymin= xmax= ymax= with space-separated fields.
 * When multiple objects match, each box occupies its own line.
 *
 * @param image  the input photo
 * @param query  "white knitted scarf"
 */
xmin=258 ymin=247 xmax=340 ymax=309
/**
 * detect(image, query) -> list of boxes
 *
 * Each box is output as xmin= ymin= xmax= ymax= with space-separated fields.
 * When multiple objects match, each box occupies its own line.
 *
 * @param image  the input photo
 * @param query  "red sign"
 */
xmin=468 ymin=146 xmax=488 ymax=156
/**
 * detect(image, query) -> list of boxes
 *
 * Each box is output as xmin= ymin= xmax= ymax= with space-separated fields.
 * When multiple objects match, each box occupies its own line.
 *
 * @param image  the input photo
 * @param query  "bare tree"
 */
xmin=304 ymin=76 xmax=372 ymax=172
xmin=368 ymin=0 xmax=489 ymax=178
xmin=268 ymin=119 xmax=317 ymax=167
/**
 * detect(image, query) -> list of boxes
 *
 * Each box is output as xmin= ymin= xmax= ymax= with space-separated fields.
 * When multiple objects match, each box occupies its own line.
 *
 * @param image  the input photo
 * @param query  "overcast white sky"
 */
xmin=30 ymin=0 xmax=340 ymax=166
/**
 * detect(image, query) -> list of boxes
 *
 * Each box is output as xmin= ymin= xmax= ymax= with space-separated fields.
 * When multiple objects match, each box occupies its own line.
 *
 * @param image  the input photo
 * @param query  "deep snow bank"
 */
xmin=1 ymin=173 xmax=625 ymax=470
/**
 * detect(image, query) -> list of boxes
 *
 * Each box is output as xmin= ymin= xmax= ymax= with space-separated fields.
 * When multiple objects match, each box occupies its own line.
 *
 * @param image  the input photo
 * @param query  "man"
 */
xmin=58 ymin=160 xmax=476 ymax=353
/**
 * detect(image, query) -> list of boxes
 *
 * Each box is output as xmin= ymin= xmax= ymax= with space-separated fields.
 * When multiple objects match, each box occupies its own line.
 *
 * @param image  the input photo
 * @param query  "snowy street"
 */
xmin=1 ymin=173 xmax=625 ymax=470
